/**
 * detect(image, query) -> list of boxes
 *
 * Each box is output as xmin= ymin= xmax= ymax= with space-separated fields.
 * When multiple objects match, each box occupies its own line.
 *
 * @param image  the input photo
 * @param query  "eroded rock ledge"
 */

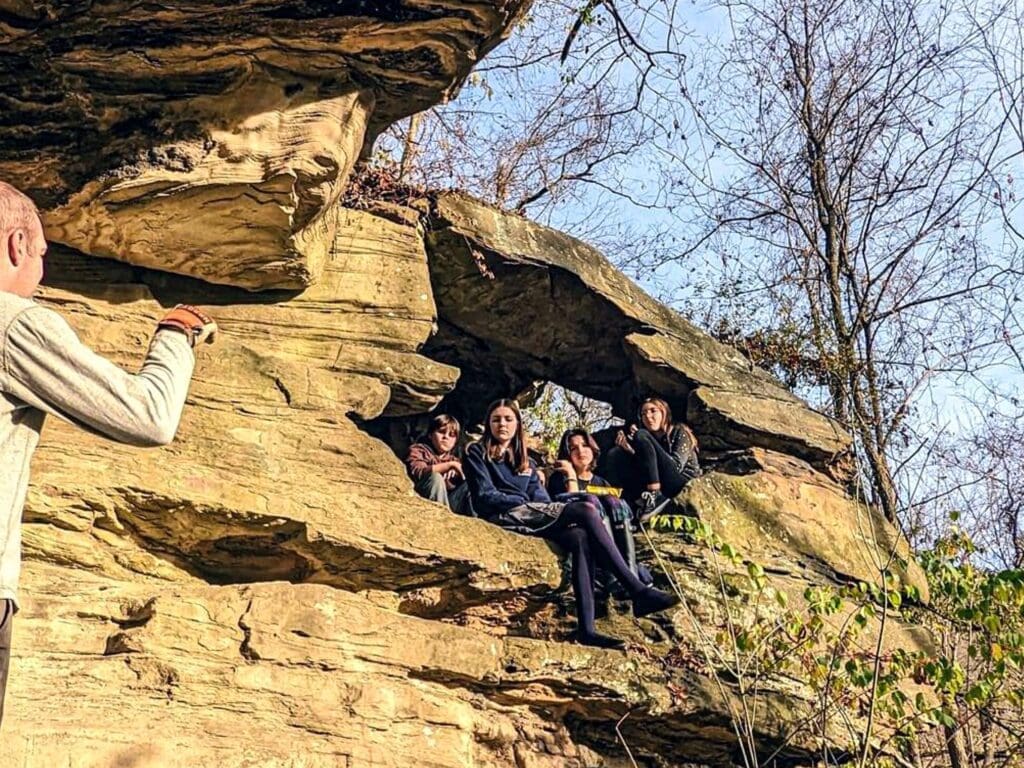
xmin=4 ymin=193 xmax=927 ymax=767
xmin=1 ymin=0 xmax=529 ymax=289
xmin=423 ymin=192 xmax=851 ymax=473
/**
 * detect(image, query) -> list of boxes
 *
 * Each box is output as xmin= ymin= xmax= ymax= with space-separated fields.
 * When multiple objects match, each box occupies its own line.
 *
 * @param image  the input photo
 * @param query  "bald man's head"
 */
xmin=0 ymin=183 xmax=38 ymax=232
xmin=0 ymin=182 xmax=45 ymax=298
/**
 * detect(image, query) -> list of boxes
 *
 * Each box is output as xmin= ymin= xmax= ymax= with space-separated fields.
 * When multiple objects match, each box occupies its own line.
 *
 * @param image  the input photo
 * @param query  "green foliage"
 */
xmin=651 ymin=517 xmax=1024 ymax=766
xmin=520 ymin=383 xmax=614 ymax=458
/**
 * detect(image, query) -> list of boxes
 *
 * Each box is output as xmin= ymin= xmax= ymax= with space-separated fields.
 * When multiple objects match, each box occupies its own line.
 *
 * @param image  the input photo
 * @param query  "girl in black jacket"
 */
xmin=606 ymin=397 xmax=701 ymax=521
xmin=464 ymin=399 xmax=678 ymax=649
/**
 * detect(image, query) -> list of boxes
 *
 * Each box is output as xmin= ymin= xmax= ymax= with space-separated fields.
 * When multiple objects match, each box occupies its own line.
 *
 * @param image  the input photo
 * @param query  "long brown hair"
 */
xmin=638 ymin=397 xmax=674 ymax=435
xmin=557 ymin=428 xmax=600 ymax=471
xmin=482 ymin=398 xmax=530 ymax=473
xmin=639 ymin=397 xmax=699 ymax=452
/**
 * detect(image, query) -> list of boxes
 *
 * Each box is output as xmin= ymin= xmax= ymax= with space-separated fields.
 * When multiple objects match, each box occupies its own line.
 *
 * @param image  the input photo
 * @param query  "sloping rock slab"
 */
xmin=424 ymin=192 xmax=850 ymax=470
xmin=675 ymin=449 xmax=928 ymax=599
xmin=6 ymin=565 xmax=832 ymax=767
xmin=27 ymin=414 xmax=561 ymax=614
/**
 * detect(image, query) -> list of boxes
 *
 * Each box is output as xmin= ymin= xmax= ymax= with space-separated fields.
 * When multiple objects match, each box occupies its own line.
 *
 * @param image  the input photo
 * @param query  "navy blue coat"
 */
xmin=463 ymin=442 xmax=550 ymax=521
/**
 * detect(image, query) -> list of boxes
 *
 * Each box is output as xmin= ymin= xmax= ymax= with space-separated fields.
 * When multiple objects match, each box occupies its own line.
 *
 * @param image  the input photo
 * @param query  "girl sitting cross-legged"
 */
xmin=464 ymin=398 xmax=679 ymax=649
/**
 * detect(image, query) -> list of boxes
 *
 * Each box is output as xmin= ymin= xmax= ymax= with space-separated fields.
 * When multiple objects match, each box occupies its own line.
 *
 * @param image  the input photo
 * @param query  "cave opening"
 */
xmin=362 ymin=378 xmax=650 ymax=500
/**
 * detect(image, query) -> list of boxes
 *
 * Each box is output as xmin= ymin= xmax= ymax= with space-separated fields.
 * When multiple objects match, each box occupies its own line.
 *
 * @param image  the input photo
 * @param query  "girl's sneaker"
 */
xmin=636 ymin=490 xmax=671 ymax=522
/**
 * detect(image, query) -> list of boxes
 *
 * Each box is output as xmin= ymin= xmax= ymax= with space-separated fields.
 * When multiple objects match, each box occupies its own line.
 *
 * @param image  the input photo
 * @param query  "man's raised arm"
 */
xmin=0 ymin=302 xmax=216 ymax=447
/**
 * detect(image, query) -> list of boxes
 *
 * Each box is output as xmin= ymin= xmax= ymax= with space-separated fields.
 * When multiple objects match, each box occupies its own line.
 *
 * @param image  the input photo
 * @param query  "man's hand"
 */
xmin=158 ymin=305 xmax=218 ymax=348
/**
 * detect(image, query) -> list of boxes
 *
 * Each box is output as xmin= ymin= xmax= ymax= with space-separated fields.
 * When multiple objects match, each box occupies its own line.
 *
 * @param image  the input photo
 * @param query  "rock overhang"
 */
xmin=421 ymin=191 xmax=853 ymax=474
xmin=2 ymin=0 xmax=531 ymax=289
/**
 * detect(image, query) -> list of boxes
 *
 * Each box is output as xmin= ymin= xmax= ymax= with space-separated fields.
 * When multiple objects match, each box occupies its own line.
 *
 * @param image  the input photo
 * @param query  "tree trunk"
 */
xmin=399 ymin=113 xmax=422 ymax=181
xmin=859 ymin=429 xmax=900 ymax=522
xmin=945 ymin=722 xmax=970 ymax=768
xmin=980 ymin=707 xmax=995 ymax=768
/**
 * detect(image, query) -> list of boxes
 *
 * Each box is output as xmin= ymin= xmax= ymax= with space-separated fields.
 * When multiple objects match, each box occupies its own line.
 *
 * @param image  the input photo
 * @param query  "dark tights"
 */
xmin=605 ymin=429 xmax=687 ymax=503
xmin=557 ymin=528 xmax=598 ymax=634
xmin=542 ymin=500 xmax=647 ymax=635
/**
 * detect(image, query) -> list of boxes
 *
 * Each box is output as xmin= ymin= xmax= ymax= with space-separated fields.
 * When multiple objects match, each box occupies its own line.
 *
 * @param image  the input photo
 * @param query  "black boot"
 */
xmin=632 ymin=586 xmax=680 ymax=618
xmin=574 ymin=630 xmax=626 ymax=650
xmin=636 ymin=490 xmax=671 ymax=523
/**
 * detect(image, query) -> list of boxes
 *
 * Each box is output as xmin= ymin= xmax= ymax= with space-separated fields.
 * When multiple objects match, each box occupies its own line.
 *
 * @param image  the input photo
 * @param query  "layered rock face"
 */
xmin=5 ymin=204 xmax=929 ymax=766
xmin=1 ymin=0 xmax=528 ymax=288
xmin=2 ymin=4 xmax=928 ymax=767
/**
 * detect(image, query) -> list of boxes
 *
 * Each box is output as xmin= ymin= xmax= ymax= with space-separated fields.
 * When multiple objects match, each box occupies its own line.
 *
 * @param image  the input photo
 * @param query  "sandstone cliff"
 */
xmin=1 ymin=3 xmax=927 ymax=766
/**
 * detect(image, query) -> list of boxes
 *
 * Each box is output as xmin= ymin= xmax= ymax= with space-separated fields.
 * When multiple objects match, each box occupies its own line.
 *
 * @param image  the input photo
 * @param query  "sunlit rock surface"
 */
xmin=4 ymin=199 xmax=924 ymax=767
xmin=1 ymin=4 xmax=927 ymax=766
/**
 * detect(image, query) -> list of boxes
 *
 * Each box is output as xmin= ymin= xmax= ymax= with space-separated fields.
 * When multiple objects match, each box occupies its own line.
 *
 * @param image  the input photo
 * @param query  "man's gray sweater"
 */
xmin=0 ymin=292 xmax=195 ymax=608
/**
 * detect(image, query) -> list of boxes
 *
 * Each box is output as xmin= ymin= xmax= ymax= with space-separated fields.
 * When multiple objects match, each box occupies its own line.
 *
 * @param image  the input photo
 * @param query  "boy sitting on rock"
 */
xmin=405 ymin=414 xmax=474 ymax=516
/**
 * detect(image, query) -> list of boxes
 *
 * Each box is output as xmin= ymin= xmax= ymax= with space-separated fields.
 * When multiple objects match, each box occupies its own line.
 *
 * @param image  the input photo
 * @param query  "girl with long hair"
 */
xmin=464 ymin=399 xmax=678 ymax=649
xmin=548 ymin=428 xmax=645 ymax=584
xmin=606 ymin=397 xmax=701 ymax=521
